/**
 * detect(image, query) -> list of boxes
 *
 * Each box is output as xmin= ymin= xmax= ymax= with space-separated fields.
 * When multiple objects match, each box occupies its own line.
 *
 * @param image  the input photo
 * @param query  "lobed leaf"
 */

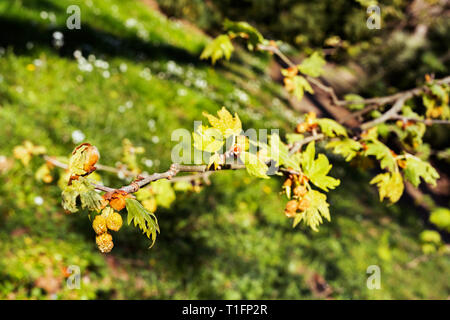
xmin=317 ymin=118 xmax=348 ymax=137
xmin=370 ymin=172 xmax=404 ymax=203
xmin=403 ymin=156 xmax=439 ymax=187
xmin=364 ymin=141 xmax=396 ymax=172
xmin=223 ymin=20 xmax=265 ymax=50
xmin=61 ymin=177 xmax=103 ymax=213
xmin=200 ymin=34 xmax=234 ymax=64
xmin=298 ymin=52 xmax=326 ymax=77
xmin=202 ymin=107 xmax=242 ymax=138
xmin=293 ymin=190 xmax=330 ymax=232
xmin=301 ymin=142 xmax=340 ymax=192
xmin=239 ymin=151 xmax=269 ymax=179
xmin=125 ymin=198 xmax=159 ymax=248
xmin=326 ymin=139 xmax=362 ymax=161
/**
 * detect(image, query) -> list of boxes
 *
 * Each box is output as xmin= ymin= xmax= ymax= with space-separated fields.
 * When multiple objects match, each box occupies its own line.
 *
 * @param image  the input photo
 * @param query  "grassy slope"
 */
xmin=0 ymin=0 xmax=448 ymax=299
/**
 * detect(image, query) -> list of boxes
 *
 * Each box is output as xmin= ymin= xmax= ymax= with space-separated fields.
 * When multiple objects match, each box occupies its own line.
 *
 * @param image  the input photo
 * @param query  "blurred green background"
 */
xmin=0 ymin=0 xmax=449 ymax=299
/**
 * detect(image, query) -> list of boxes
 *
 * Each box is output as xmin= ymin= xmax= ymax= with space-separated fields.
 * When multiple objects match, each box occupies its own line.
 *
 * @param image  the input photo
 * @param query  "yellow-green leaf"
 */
xmin=317 ymin=118 xmax=348 ymax=137
xmin=403 ymin=156 xmax=439 ymax=187
xmin=298 ymin=52 xmax=326 ymax=77
xmin=202 ymin=107 xmax=242 ymax=138
xmin=326 ymin=139 xmax=362 ymax=161
xmin=200 ymin=34 xmax=234 ymax=64
xmin=193 ymin=125 xmax=224 ymax=153
xmin=370 ymin=172 xmax=404 ymax=203
xmin=301 ymin=142 xmax=340 ymax=192
xmin=293 ymin=190 xmax=330 ymax=231
xmin=125 ymin=198 xmax=159 ymax=248
xmin=239 ymin=151 xmax=269 ymax=179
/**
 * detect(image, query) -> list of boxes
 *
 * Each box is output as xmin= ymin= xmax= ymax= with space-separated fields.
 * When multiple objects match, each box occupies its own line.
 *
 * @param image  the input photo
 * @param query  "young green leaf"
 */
xmin=269 ymin=133 xmax=300 ymax=171
xmin=152 ymin=179 xmax=176 ymax=208
xmin=286 ymin=133 xmax=305 ymax=144
xmin=285 ymin=75 xmax=314 ymax=101
xmin=200 ymin=34 xmax=234 ymax=64
xmin=68 ymin=143 xmax=99 ymax=176
xmin=364 ymin=141 xmax=396 ymax=172
xmin=317 ymin=118 xmax=348 ymax=137
xmin=293 ymin=190 xmax=331 ymax=232
xmin=203 ymin=107 xmax=242 ymax=138
xmin=125 ymin=198 xmax=159 ymax=248
xmin=239 ymin=151 xmax=269 ymax=179
xmin=61 ymin=177 xmax=103 ymax=213
xmin=370 ymin=172 xmax=404 ymax=203
xmin=223 ymin=20 xmax=265 ymax=50
xmin=298 ymin=52 xmax=326 ymax=77
xmin=403 ymin=156 xmax=439 ymax=187
xmin=301 ymin=142 xmax=340 ymax=192
xmin=326 ymin=139 xmax=362 ymax=161
xmin=192 ymin=125 xmax=224 ymax=153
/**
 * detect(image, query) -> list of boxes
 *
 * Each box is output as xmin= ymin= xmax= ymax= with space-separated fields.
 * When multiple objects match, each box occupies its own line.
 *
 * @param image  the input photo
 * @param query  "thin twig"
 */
xmin=360 ymin=96 xmax=408 ymax=131
xmin=289 ymin=133 xmax=325 ymax=156
xmin=390 ymin=116 xmax=450 ymax=125
xmin=257 ymin=44 xmax=450 ymax=121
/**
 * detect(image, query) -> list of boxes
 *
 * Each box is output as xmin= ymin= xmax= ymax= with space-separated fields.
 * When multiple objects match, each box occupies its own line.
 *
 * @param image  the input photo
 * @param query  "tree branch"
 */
xmin=256 ymin=43 xmax=450 ymax=122
xmin=360 ymin=96 xmax=408 ymax=131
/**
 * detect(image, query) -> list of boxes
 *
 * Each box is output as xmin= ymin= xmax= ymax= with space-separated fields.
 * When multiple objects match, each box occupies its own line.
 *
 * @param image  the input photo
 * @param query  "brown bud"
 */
xmin=297 ymin=198 xmax=310 ymax=212
xmin=285 ymin=66 xmax=298 ymax=78
xmin=296 ymin=122 xmax=308 ymax=134
xmin=293 ymin=185 xmax=307 ymax=197
xmin=397 ymin=159 xmax=407 ymax=169
xmin=285 ymin=200 xmax=298 ymax=214
xmin=283 ymin=178 xmax=293 ymax=188
xmin=104 ymin=190 xmax=131 ymax=211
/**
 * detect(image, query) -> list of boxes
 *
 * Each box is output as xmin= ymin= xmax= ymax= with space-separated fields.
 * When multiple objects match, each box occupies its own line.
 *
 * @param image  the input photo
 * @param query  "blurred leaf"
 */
xmin=317 ymin=118 xmax=348 ymax=137
xmin=152 ymin=179 xmax=176 ymax=208
xmin=239 ymin=151 xmax=269 ymax=179
xmin=223 ymin=19 xmax=265 ymax=50
xmin=13 ymin=141 xmax=46 ymax=166
xmin=200 ymin=34 xmax=234 ymax=64
xmin=298 ymin=52 xmax=326 ymax=77
xmin=429 ymin=208 xmax=450 ymax=232
xmin=420 ymin=230 xmax=441 ymax=245
xmin=326 ymin=138 xmax=362 ymax=161
xmin=344 ymin=94 xmax=365 ymax=110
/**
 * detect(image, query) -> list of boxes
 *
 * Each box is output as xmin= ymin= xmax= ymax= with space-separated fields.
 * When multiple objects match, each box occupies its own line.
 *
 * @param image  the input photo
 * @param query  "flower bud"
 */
xmin=96 ymin=232 xmax=114 ymax=253
xmin=106 ymin=211 xmax=123 ymax=232
xmin=92 ymin=214 xmax=107 ymax=235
